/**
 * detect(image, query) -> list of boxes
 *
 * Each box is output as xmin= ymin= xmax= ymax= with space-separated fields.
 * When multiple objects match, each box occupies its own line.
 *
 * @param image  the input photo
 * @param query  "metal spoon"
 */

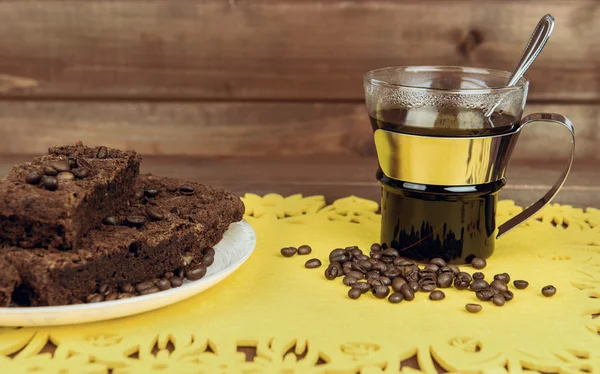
xmin=485 ymin=14 xmax=555 ymax=118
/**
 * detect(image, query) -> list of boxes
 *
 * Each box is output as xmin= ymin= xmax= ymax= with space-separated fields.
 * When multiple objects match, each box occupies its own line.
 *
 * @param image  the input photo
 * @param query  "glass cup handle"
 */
xmin=497 ymin=113 xmax=576 ymax=238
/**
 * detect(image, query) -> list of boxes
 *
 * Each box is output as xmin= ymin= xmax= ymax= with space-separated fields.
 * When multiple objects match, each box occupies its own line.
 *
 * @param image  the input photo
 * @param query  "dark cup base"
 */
xmin=378 ymin=170 xmax=506 ymax=265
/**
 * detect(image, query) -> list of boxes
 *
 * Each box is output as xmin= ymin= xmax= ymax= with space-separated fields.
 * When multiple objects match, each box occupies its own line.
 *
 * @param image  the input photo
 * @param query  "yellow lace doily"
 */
xmin=1 ymin=194 xmax=599 ymax=374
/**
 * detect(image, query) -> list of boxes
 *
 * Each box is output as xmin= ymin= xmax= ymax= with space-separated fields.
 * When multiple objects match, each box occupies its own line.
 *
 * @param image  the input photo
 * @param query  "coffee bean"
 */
xmin=156 ymin=278 xmax=171 ymax=291
xmin=135 ymin=281 xmax=155 ymax=292
xmin=370 ymin=243 xmax=382 ymax=252
xmin=203 ymin=254 xmax=215 ymax=267
xmin=490 ymin=280 xmax=508 ymax=292
xmin=492 ymin=294 xmax=506 ymax=306
xmin=466 ymin=303 xmax=482 ymax=313
xmin=408 ymin=281 xmax=420 ymax=292
xmin=67 ymin=157 xmax=77 ymax=168
xmin=205 ymin=247 xmax=215 ymax=257
xmin=542 ymin=285 xmax=556 ymax=297
xmin=502 ymin=290 xmax=514 ymax=302
xmin=297 ymin=245 xmax=312 ymax=255
xmin=186 ymin=263 xmax=208 ymax=280
xmin=494 ymin=273 xmax=510 ymax=283
xmin=87 ymin=293 xmax=104 ymax=303
xmin=51 ymin=161 xmax=71 ymax=172
xmin=391 ymin=277 xmax=407 ymax=292
xmin=42 ymin=176 xmax=58 ymax=191
xmin=56 ymin=172 xmax=75 ymax=181
xmin=146 ymin=207 xmax=165 ymax=221
xmin=343 ymin=276 xmax=358 ymax=287
xmin=350 ymin=248 xmax=363 ymax=258
xmin=429 ymin=290 xmax=445 ymax=300
xmin=439 ymin=266 xmax=454 ymax=274
xmin=470 ymin=279 xmax=490 ymax=292
xmin=126 ymin=215 xmax=146 ymax=228
xmin=400 ymin=283 xmax=415 ymax=301
xmin=382 ymin=248 xmax=399 ymax=258
xmin=371 ymin=261 xmax=387 ymax=273
xmin=179 ymin=185 xmax=195 ymax=195
xmin=98 ymin=284 xmax=110 ymax=295
xmin=476 ymin=288 xmax=496 ymax=301
xmin=397 ymin=260 xmax=414 ymax=267
xmin=472 ymin=272 xmax=485 ymax=281
xmin=384 ymin=268 xmax=402 ymax=278
xmin=105 ymin=292 xmax=118 ymax=301
xmin=144 ymin=188 xmax=159 ymax=198
xmin=118 ymin=293 xmax=135 ymax=299
xmin=139 ymin=286 xmax=160 ymax=295
xmin=76 ymin=157 xmax=93 ymax=171
xmin=403 ymin=266 xmax=420 ymax=282
xmin=102 ymin=216 xmax=119 ymax=225
xmin=357 ymin=260 xmax=372 ymax=271
xmin=428 ymin=257 xmax=446 ymax=267
xmin=348 ymin=288 xmax=362 ymax=299
xmin=346 ymin=270 xmax=363 ymax=280
xmin=25 ymin=171 xmax=42 ymax=184
xmin=370 ymin=251 xmax=382 ymax=260
xmin=471 ymin=257 xmax=487 ymax=269
xmin=372 ymin=285 xmax=390 ymax=299
xmin=96 ymin=146 xmax=108 ymax=159
xmin=454 ymin=272 xmax=472 ymax=290
xmin=388 ymin=292 xmax=404 ymax=303
xmin=329 ymin=248 xmax=347 ymax=262
xmin=367 ymin=258 xmax=378 ymax=265
xmin=424 ymin=264 xmax=439 ymax=273
xmin=281 ymin=247 xmax=297 ymax=257
xmin=169 ymin=276 xmax=184 ymax=288
xmin=325 ymin=264 xmax=341 ymax=280
xmin=367 ymin=279 xmax=383 ymax=287
xmin=354 ymin=282 xmax=371 ymax=294
xmin=43 ymin=166 xmax=58 ymax=176
xmin=448 ymin=264 xmax=460 ymax=275
xmin=377 ymin=276 xmax=391 ymax=287
xmin=365 ymin=271 xmax=379 ymax=280
xmin=437 ymin=273 xmax=454 ymax=288
xmin=72 ymin=167 xmax=90 ymax=179
xmin=513 ymin=280 xmax=529 ymax=289
xmin=305 ymin=258 xmax=322 ymax=269
xmin=119 ymin=283 xmax=135 ymax=293
xmin=421 ymin=283 xmax=436 ymax=292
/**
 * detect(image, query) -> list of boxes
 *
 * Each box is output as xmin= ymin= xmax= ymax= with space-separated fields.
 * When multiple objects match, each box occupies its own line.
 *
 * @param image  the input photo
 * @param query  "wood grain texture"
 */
xmin=0 ymin=0 xmax=597 ymax=101
xmin=1 ymin=155 xmax=598 ymax=207
xmin=0 ymin=101 xmax=595 ymax=160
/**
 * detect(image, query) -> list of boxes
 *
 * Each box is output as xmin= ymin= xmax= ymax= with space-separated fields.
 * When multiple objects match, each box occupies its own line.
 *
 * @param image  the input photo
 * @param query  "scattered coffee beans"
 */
xmin=372 ymin=285 xmax=390 ymax=299
xmin=57 ymin=172 xmax=75 ymax=181
xmin=400 ymin=283 xmax=415 ymax=301
xmin=186 ymin=263 xmax=207 ymax=280
xmin=470 ymin=279 xmax=490 ymax=292
xmin=343 ymin=276 xmax=358 ymax=287
xmin=408 ymin=281 xmax=420 ymax=292
xmin=203 ymin=255 xmax=215 ymax=267
xmin=354 ymin=282 xmax=371 ymax=294
xmin=502 ymin=290 xmax=514 ymax=302
xmin=51 ymin=161 xmax=71 ymax=173
xmin=280 ymin=247 xmax=297 ymax=257
xmin=305 ymin=258 xmax=322 ymax=268
xmin=429 ymin=258 xmax=446 ymax=267
xmin=179 ymin=185 xmax=195 ymax=195
xmin=388 ymin=292 xmax=404 ymax=303
xmin=490 ymin=280 xmax=508 ymax=292
xmin=492 ymin=294 xmax=506 ymax=306
xmin=494 ymin=273 xmax=510 ymax=283
xmin=379 ymin=276 xmax=392 ymax=287
xmin=126 ymin=215 xmax=146 ymax=228
xmin=472 ymin=272 xmax=485 ymax=280
xmin=466 ymin=303 xmax=483 ymax=313
xmin=156 ymin=278 xmax=171 ymax=291
xmin=476 ymin=288 xmax=495 ymax=301
xmin=471 ymin=257 xmax=487 ymax=269
xmin=43 ymin=166 xmax=58 ymax=176
xmin=297 ymin=245 xmax=312 ymax=255
xmin=437 ymin=273 xmax=454 ymax=288
xmin=391 ymin=277 xmax=407 ymax=292
xmin=541 ymin=285 xmax=557 ymax=297
xmin=25 ymin=171 xmax=42 ymax=184
xmin=42 ymin=176 xmax=59 ymax=191
xmin=348 ymin=288 xmax=361 ymax=299
xmin=513 ymin=280 xmax=529 ymax=289
xmin=454 ymin=272 xmax=472 ymax=290
xmin=96 ymin=146 xmax=108 ymax=159
xmin=169 ymin=277 xmax=184 ymax=288
xmin=429 ymin=290 xmax=445 ymax=300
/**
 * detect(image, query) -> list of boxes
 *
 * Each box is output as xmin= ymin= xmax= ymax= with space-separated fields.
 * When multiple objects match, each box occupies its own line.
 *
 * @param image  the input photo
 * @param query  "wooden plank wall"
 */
xmin=0 ymin=0 xmax=597 ymax=161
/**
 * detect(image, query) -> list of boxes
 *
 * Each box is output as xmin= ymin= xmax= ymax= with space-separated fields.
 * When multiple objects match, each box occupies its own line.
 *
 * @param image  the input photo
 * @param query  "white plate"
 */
xmin=0 ymin=220 xmax=256 ymax=327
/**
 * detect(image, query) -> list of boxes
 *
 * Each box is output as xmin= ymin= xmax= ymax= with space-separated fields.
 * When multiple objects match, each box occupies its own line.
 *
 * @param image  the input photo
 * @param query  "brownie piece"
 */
xmin=1 ymin=175 xmax=245 ymax=306
xmin=0 ymin=256 xmax=20 ymax=307
xmin=0 ymin=144 xmax=141 ymax=249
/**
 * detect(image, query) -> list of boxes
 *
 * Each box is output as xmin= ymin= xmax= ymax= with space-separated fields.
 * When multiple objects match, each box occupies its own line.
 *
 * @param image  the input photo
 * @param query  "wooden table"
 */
xmin=1 ymin=154 xmax=598 ymax=371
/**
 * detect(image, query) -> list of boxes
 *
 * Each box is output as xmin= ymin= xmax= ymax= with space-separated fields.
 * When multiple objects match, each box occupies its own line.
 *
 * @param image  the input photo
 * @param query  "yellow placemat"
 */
xmin=1 ymin=194 xmax=599 ymax=373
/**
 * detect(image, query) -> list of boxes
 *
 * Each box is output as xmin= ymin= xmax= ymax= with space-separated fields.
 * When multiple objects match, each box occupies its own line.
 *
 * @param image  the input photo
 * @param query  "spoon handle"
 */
xmin=486 ymin=14 xmax=555 ymax=117
xmin=506 ymin=14 xmax=555 ymax=87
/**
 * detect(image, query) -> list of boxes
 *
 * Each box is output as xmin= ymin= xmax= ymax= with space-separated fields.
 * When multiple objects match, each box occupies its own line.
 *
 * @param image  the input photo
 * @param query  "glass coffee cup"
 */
xmin=364 ymin=66 xmax=575 ymax=264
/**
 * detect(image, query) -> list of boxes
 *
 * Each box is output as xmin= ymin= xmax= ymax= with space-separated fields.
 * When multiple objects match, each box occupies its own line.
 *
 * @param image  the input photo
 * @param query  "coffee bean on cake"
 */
xmin=179 ymin=185 xmax=195 ymax=195
xmin=186 ymin=263 xmax=207 ymax=280
xmin=96 ymin=146 xmax=108 ymax=159
xmin=25 ymin=171 xmax=42 ymax=185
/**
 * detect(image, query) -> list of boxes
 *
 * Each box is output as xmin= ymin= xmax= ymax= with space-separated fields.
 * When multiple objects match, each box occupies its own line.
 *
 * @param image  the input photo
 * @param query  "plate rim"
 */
xmin=0 ymin=219 xmax=256 ymax=317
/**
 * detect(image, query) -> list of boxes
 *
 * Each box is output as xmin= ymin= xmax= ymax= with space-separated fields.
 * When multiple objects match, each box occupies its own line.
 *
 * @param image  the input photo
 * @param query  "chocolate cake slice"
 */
xmin=1 ymin=175 xmax=245 ymax=306
xmin=0 ymin=144 xmax=141 ymax=250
